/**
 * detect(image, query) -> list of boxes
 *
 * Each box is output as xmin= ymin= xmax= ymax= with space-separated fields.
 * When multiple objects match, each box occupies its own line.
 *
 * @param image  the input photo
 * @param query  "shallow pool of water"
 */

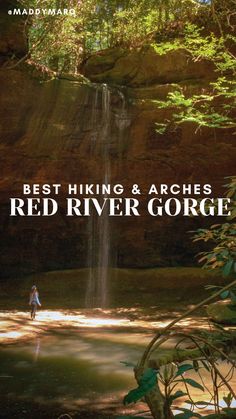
xmin=0 ymin=307 xmax=235 ymax=418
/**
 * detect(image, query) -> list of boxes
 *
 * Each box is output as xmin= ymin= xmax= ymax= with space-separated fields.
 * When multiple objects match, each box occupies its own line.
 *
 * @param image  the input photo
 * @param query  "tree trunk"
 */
xmin=135 ymin=366 xmax=166 ymax=419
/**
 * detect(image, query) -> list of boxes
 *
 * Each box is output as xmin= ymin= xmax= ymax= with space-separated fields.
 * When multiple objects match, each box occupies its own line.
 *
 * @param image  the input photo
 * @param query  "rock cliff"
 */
xmin=82 ymin=45 xmax=215 ymax=86
xmin=0 ymin=0 xmax=28 ymax=62
xmin=0 ymin=6 xmax=235 ymax=277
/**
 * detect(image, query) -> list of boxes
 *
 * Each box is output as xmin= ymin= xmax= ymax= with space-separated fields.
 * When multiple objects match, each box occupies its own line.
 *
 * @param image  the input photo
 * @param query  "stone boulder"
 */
xmin=82 ymin=45 xmax=215 ymax=86
xmin=0 ymin=0 xmax=28 ymax=61
xmin=207 ymin=300 xmax=236 ymax=325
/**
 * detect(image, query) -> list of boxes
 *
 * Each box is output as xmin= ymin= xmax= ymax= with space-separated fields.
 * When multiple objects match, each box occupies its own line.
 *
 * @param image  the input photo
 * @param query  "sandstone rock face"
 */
xmin=0 ymin=66 xmax=235 ymax=277
xmin=0 ymin=18 xmax=235 ymax=277
xmin=0 ymin=1 xmax=28 ymax=61
xmin=82 ymin=45 xmax=215 ymax=86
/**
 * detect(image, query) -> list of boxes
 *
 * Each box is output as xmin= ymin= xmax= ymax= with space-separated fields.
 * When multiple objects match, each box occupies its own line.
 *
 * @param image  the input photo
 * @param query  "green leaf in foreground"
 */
xmin=178 ymin=378 xmax=204 ymax=391
xmin=222 ymin=259 xmax=234 ymax=277
xmin=169 ymin=390 xmax=187 ymax=404
xmin=120 ymin=361 xmax=136 ymax=368
xmin=222 ymin=407 xmax=236 ymax=417
xmin=220 ymin=290 xmax=230 ymax=299
xmin=175 ymin=363 xmax=193 ymax=377
xmin=175 ymin=413 xmax=201 ymax=419
xmin=123 ymin=368 xmax=158 ymax=405
xmin=175 ymin=407 xmax=202 ymax=418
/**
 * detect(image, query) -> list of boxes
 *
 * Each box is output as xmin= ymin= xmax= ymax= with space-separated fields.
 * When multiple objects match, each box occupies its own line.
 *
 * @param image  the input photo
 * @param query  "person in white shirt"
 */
xmin=29 ymin=285 xmax=41 ymax=320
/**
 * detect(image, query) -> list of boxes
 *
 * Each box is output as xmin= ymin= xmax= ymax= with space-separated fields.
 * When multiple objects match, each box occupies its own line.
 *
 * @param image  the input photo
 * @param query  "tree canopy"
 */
xmin=18 ymin=0 xmax=236 ymax=73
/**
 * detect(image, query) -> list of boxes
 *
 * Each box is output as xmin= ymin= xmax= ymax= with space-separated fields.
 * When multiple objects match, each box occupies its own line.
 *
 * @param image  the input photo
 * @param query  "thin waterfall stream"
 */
xmin=85 ymin=84 xmax=130 ymax=308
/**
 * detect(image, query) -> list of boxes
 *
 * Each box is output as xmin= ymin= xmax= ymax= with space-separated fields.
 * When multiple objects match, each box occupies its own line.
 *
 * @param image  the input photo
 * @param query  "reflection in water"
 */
xmin=34 ymin=338 xmax=41 ymax=363
xmin=0 ymin=308 xmax=235 ymax=417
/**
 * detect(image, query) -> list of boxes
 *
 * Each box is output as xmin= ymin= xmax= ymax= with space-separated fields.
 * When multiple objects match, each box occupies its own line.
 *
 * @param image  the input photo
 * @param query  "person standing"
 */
xmin=29 ymin=285 xmax=41 ymax=320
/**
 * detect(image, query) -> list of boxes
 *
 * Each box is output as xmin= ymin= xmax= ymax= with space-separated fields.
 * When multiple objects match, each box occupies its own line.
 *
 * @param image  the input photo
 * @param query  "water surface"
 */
xmin=1 ymin=306 xmax=235 ymax=418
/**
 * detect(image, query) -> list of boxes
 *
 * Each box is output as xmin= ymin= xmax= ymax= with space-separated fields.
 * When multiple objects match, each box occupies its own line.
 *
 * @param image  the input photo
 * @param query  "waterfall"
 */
xmin=85 ymin=83 xmax=131 ymax=308
xmin=7 ymin=76 xmax=131 ymax=287
xmin=85 ymin=84 xmax=111 ymax=308
xmin=96 ymin=85 xmax=111 ymax=307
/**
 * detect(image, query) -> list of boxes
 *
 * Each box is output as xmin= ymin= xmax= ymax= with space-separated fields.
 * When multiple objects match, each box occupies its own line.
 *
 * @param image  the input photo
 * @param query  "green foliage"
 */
xmin=184 ymin=23 xmax=221 ymax=59
xmin=194 ymin=222 xmax=236 ymax=274
xmin=122 ymin=361 xmax=206 ymax=415
xmin=158 ymin=362 xmax=204 ymax=400
xmin=205 ymin=284 xmax=236 ymax=304
xmin=174 ymin=363 xmax=193 ymax=377
xmin=193 ymin=178 xmax=236 ymax=278
xmin=154 ymin=76 xmax=236 ymax=132
xmin=126 ymin=175 xmax=236 ymax=417
xmin=20 ymin=0 xmax=81 ymax=72
xmin=19 ymin=0 xmax=214 ymax=73
xmin=223 ymin=392 xmax=234 ymax=408
xmin=17 ymin=0 xmax=235 ymax=78
xmin=176 ymin=377 xmax=204 ymax=391
xmin=183 ymin=24 xmax=235 ymax=73
xmin=152 ymin=23 xmax=236 ymax=134
xmin=152 ymin=23 xmax=236 ymax=71
xmin=175 ymin=408 xmax=201 ymax=418
xmin=169 ymin=390 xmax=188 ymax=404
xmin=151 ymin=41 xmax=180 ymax=55
xmin=123 ymin=368 xmax=158 ymax=405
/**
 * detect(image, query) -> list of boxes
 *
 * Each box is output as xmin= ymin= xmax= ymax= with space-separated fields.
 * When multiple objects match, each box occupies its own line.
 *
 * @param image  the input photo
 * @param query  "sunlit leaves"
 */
xmin=19 ymin=0 xmax=215 ymax=73
xmin=193 ymin=222 xmax=236 ymax=275
xmin=154 ymin=76 xmax=236 ymax=132
xmin=169 ymin=390 xmax=188 ymax=404
xmin=176 ymin=377 xmax=204 ymax=391
xmin=152 ymin=23 xmax=236 ymax=133
xmin=192 ymin=178 xmax=236 ymax=280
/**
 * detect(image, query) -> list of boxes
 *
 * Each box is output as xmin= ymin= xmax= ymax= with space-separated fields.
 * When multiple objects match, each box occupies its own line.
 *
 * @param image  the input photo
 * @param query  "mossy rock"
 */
xmin=0 ymin=1 xmax=28 ymax=59
xmin=82 ymin=45 xmax=215 ymax=87
xmin=22 ymin=60 xmax=56 ymax=81
xmin=83 ymin=48 xmax=125 ymax=75
xmin=207 ymin=300 xmax=236 ymax=325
